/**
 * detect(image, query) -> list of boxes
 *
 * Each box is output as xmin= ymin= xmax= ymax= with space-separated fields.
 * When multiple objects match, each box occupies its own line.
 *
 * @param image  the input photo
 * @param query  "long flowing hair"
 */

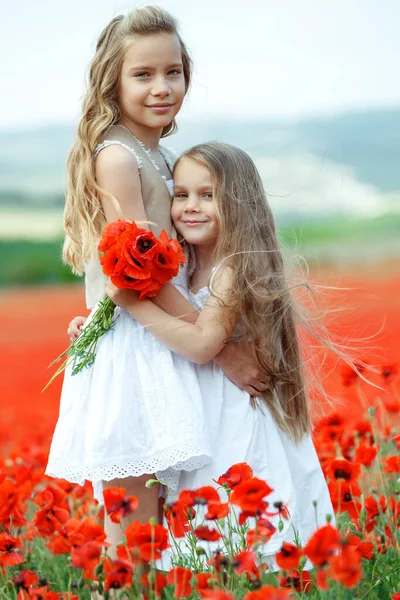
xmin=64 ymin=6 xmax=192 ymax=274
xmin=176 ymin=142 xmax=316 ymax=443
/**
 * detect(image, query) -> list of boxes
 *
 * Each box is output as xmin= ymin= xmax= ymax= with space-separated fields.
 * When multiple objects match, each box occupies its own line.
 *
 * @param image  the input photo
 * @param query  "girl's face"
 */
xmin=119 ymin=32 xmax=186 ymax=131
xmin=172 ymin=158 xmax=219 ymax=246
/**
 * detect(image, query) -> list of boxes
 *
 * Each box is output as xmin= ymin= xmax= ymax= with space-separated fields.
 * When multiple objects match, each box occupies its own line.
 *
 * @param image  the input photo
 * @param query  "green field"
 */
xmin=1 ymin=213 xmax=398 ymax=287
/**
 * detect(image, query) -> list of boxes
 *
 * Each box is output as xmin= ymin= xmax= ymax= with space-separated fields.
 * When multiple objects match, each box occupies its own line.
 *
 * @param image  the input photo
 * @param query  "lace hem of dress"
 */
xmin=46 ymin=440 xmax=212 ymax=489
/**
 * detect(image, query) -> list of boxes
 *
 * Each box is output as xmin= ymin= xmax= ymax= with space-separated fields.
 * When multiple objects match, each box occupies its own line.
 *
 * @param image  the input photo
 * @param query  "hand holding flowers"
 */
xmin=43 ymin=220 xmax=185 ymax=390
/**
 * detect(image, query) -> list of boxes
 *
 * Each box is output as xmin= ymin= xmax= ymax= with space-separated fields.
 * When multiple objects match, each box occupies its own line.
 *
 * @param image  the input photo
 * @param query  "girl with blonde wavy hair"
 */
xmin=108 ymin=142 xmax=335 ymax=560
xmin=46 ymin=7 xmax=268 ymax=556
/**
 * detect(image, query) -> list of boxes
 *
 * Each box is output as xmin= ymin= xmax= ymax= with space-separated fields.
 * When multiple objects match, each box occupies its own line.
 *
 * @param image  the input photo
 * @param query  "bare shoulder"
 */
xmin=210 ymin=264 xmax=234 ymax=300
xmin=95 ymin=144 xmax=140 ymax=177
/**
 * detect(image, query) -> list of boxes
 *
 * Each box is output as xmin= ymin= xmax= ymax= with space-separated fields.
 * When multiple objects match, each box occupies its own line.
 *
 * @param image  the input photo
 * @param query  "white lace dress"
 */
xmin=159 ymin=271 xmax=334 ymax=569
xmin=46 ymin=152 xmax=212 ymax=502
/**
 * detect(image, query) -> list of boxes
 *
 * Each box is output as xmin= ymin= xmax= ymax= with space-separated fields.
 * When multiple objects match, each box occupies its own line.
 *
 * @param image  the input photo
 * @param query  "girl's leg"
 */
xmin=103 ymin=474 xmax=159 ymax=559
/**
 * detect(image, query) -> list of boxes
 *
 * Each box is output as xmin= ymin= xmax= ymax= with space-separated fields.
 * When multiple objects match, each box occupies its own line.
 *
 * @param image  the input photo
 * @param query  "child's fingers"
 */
xmin=245 ymin=377 xmax=270 ymax=396
xmin=250 ymin=379 xmax=269 ymax=393
xmin=67 ymin=316 xmax=87 ymax=340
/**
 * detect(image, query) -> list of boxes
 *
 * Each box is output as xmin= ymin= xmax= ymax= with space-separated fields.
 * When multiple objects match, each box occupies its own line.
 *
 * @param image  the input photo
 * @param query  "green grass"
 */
xmin=0 ymin=239 xmax=79 ymax=287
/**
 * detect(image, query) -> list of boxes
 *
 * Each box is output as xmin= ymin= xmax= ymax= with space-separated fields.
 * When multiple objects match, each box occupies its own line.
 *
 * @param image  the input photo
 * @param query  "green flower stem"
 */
xmin=42 ymin=297 xmax=116 ymax=391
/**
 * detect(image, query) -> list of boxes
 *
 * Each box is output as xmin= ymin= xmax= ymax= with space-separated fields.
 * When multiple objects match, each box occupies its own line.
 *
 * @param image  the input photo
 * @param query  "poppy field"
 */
xmin=0 ymin=264 xmax=399 ymax=599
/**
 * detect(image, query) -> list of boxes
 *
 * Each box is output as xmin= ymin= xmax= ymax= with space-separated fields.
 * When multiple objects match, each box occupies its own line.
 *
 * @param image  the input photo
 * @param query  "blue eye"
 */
xmin=174 ymin=193 xmax=187 ymax=199
xmin=168 ymin=69 xmax=182 ymax=76
xmin=203 ymin=193 xmax=213 ymax=199
xmin=135 ymin=72 xmax=150 ymax=78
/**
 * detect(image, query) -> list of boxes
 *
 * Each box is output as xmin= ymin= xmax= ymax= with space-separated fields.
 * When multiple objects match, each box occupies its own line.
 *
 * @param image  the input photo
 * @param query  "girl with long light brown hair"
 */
xmin=108 ymin=141 xmax=335 ymax=560
xmin=46 ymin=8 xmax=268 ymax=557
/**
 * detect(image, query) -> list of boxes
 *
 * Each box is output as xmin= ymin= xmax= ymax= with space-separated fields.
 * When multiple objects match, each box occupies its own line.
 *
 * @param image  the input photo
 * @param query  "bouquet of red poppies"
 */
xmin=43 ymin=220 xmax=185 ymax=389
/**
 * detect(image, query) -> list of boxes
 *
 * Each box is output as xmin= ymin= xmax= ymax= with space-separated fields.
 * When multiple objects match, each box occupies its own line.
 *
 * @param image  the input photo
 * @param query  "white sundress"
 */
xmin=159 ymin=267 xmax=335 ymax=570
xmin=46 ymin=147 xmax=212 ymax=502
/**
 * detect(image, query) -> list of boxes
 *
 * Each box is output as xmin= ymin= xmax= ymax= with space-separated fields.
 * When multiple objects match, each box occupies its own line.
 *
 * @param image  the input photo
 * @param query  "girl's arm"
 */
xmin=152 ymin=283 xmax=198 ymax=323
xmin=107 ymin=268 xmax=235 ymax=364
xmin=151 ymin=283 xmax=269 ymax=395
xmin=95 ymin=145 xmax=147 ymax=223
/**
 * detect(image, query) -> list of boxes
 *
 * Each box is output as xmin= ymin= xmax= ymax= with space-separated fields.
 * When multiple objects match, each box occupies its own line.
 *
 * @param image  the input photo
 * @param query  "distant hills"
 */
xmin=0 ymin=108 xmax=399 ymax=222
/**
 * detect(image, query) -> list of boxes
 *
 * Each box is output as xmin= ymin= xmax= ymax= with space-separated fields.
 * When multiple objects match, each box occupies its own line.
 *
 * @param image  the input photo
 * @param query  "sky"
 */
xmin=1 ymin=0 xmax=400 ymax=130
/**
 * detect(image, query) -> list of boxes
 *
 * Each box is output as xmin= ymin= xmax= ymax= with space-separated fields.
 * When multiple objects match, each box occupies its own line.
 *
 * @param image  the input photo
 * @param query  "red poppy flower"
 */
xmin=384 ymin=455 xmax=400 ymax=473
xmin=71 ymin=540 xmax=103 ymax=579
xmin=326 ymin=458 xmax=361 ymax=483
xmin=238 ymin=502 xmax=269 ymax=525
xmin=341 ymin=362 xmax=366 ymax=387
xmin=194 ymin=525 xmax=221 ymax=542
xmin=265 ymin=501 xmax=290 ymax=520
xmin=98 ymin=219 xmax=134 ymax=253
xmin=327 ymin=545 xmax=363 ymax=589
xmin=243 ymin=585 xmax=292 ymax=599
xmin=130 ymin=230 xmax=159 ymax=260
xmin=278 ymin=569 xmax=313 ymax=593
xmin=100 ymin=245 xmax=128 ymax=278
xmin=392 ymin=593 xmax=400 ymax=600
xmin=216 ymin=463 xmax=254 ymax=490
xmin=64 ymin=516 xmax=108 ymax=548
xmin=33 ymin=487 xmax=70 ymax=537
xmin=231 ymin=478 xmax=274 ymax=513
xmin=165 ymin=501 xmax=192 ymax=538
xmin=141 ymin=571 xmax=167 ymax=598
xmin=392 ymin=433 xmax=400 ymax=449
xmin=381 ymin=393 xmax=400 ymax=413
xmin=364 ymin=495 xmax=386 ymax=531
xmin=275 ymin=542 xmax=303 ymax=570
xmin=103 ymin=487 xmax=138 ymax=524
xmin=124 ymin=521 xmax=169 ymax=561
xmin=205 ymin=502 xmax=229 ymax=520
xmin=316 ymin=412 xmax=345 ymax=429
xmin=195 ymin=572 xmax=219 ymax=598
xmin=177 ymin=489 xmax=197 ymax=507
xmin=232 ymin=550 xmax=261 ymax=581
xmin=353 ymin=420 xmax=373 ymax=437
xmin=0 ymin=478 xmax=28 ymax=527
xmin=354 ymin=443 xmax=378 ymax=467
xmin=194 ymin=486 xmax=221 ymax=505
xmin=167 ymin=566 xmax=193 ymax=598
xmin=328 ymin=481 xmax=362 ymax=521
xmin=381 ymin=363 xmax=398 ymax=382
xmin=34 ymin=483 xmax=69 ymax=512
xmin=149 ymin=230 xmax=186 ymax=284
xmin=46 ymin=531 xmax=71 ymax=555
xmin=246 ymin=518 xmax=277 ymax=547
xmin=13 ymin=570 xmax=39 ymax=591
xmin=0 ymin=534 xmax=24 ymax=568
xmin=304 ymin=524 xmax=340 ymax=567
xmin=99 ymin=220 xmax=185 ymax=299
xmin=104 ymin=558 xmax=133 ymax=591
xmin=355 ymin=541 xmax=374 ymax=560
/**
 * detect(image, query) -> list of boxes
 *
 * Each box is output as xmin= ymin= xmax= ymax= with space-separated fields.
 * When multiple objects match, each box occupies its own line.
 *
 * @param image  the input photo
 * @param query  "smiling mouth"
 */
xmin=181 ymin=221 xmax=208 ymax=226
xmin=146 ymin=103 xmax=173 ymax=108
